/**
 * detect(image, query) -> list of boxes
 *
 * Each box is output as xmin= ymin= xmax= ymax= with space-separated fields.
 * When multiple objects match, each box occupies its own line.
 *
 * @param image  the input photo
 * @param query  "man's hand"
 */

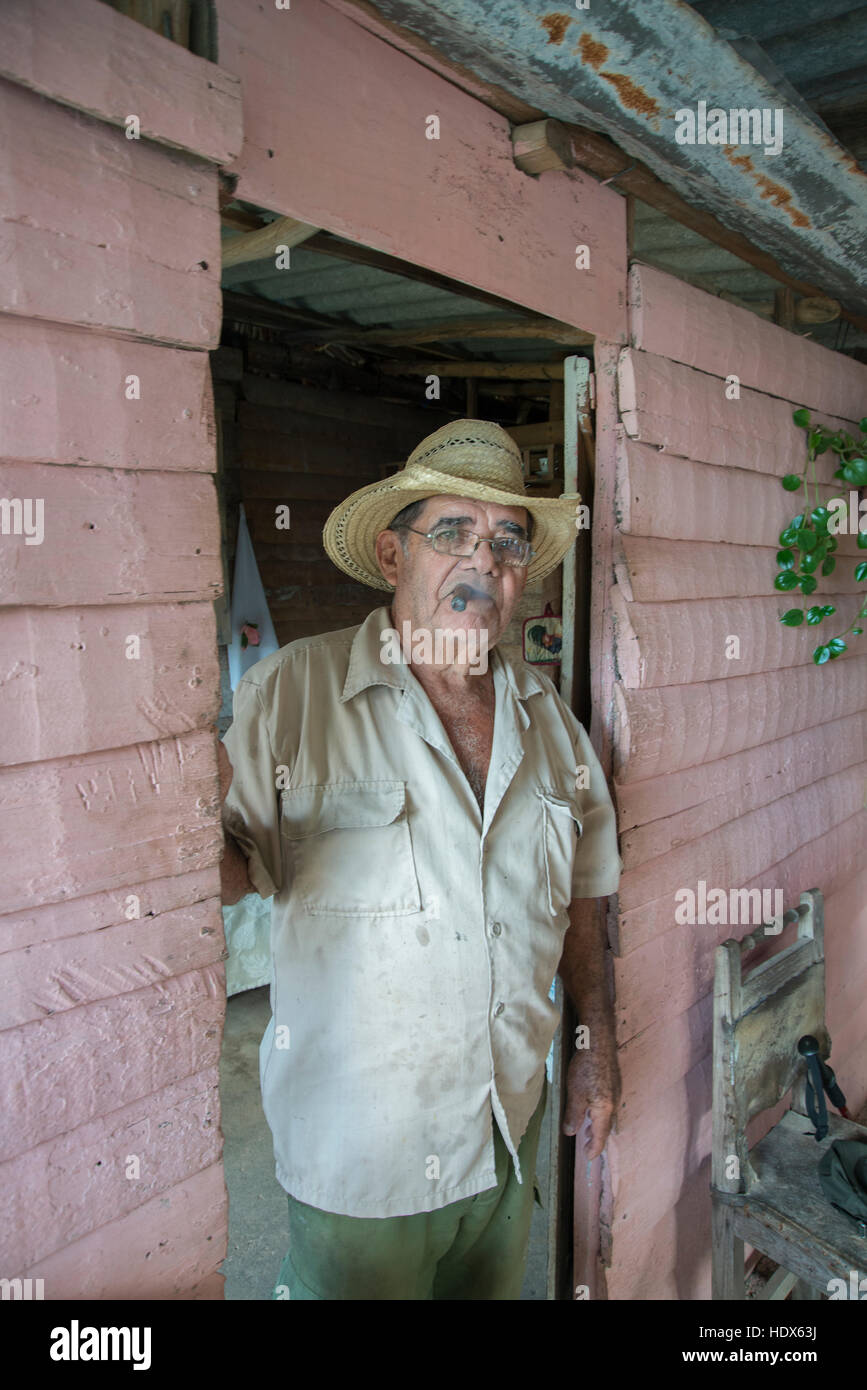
xmin=557 ymin=897 xmax=621 ymax=1160
xmin=562 ymin=1035 xmax=621 ymax=1160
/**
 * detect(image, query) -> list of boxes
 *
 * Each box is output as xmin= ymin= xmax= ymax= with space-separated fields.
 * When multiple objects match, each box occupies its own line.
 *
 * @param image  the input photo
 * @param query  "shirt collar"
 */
xmin=340 ymin=604 xmax=550 ymax=704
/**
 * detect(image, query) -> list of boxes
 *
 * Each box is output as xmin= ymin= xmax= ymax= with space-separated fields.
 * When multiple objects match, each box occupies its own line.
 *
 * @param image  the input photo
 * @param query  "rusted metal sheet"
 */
xmin=362 ymin=0 xmax=867 ymax=312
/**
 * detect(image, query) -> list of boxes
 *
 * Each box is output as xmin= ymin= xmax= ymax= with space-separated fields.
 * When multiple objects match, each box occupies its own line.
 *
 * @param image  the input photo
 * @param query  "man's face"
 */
xmin=374 ymin=493 xmax=530 ymax=648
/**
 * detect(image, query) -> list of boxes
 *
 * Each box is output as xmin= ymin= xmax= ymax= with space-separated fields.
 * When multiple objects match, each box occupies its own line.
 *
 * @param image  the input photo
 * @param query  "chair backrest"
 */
xmin=712 ymin=888 xmax=829 ymax=1193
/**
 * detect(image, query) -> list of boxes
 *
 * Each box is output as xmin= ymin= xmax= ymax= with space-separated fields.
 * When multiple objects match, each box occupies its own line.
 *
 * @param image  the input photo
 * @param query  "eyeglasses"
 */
xmin=400 ymin=524 xmax=534 ymax=568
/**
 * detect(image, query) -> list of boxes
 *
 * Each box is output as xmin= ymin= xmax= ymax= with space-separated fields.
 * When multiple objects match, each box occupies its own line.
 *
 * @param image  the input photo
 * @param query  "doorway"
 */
xmin=213 ymin=208 xmax=596 ymax=1298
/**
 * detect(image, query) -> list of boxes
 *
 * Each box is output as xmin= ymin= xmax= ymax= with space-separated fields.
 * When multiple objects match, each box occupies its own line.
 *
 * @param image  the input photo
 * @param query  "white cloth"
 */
xmin=221 ymin=605 xmax=622 ymax=1218
xmin=227 ymin=503 xmax=279 ymax=692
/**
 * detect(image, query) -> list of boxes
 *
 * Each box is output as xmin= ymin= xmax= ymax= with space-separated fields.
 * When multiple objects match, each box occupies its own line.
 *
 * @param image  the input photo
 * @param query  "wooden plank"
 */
xmin=222 ymin=215 xmax=320 ymax=267
xmin=0 ymin=603 xmax=221 ymax=766
xmin=587 ymin=342 xmax=622 ymax=774
xmin=258 ymin=557 xmax=357 ymax=589
xmin=380 ymin=360 xmax=566 ymax=379
xmin=826 ymin=992 xmax=867 ymax=1089
xmin=218 ymin=0 xmax=627 ymax=343
xmin=242 ymin=497 xmax=333 ymax=547
xmin=302 ymin=230 xmax=552 ymax=317
xmin=0 ymin=866 xmax=219 ymax=954
xmin=0 ymin=895 xmax=224 ymax=1029
xmin=824 ymin=870 xmax=867 ymax=1010
xmin=241 ymin=376 xmax=453 ymax=435
xmin=242 ymin=468 xmax=364 ymax=503
xmin=236 ymin=425 xmax=391 ymax=477
xmin=618 ymin=712 xmax=867 ymax=864
xmin=269 ymin=598 xmax=377 ymax=630
xmin=265 ymin=583 xmax=373 ymax=612
xmin=1 ymin=1067 xmax=222 ymax=1271
xmin=0 ymin=321 xmax=218 ymax=470
xmin=615 ymin=810 xmax=866 ymax=964
xmin=619 ymin=535 xmax=867 ymax=602
xmin=618 ymin=349 xmax=857 ymax=471
xmin=617 ymin=439 xmax=864 ymax=556
xmin=614 ymin=810 xmax=865 ymax=1004
xmin=512 ymin=119 xmax=575 ymax=176
xmin=618 ymin=992 xmax=713 ymax=1127
xmin=310 ymin=318 xmax=591 ymax=348
xmin=19 ymin=1160 xmax=227 ymax=1299
xmin=618 ymin=765 xmax=866 ymax=916
xmin=506 ymin=420 xmax=564 ymax=448
xmin=0 ymin=731 xmax=223 ymax=914
xmin=0 ymin=965 xmax=225 ymax=1161
xmin=0 ymin=81 xmax=222 ymax=347
xmin=613 ymin=654 xmax=867 ymax=783
xmin=612 ymin=590 xmax=864 ymax=689
xmin=1 ymin=0 xmax=242 ymax=165
xmin=612 ymin=1056 xmax=715 ymax=1237
xmin=0 ymin=464 xmax=221 ymax=607
xmin=604 ymin=1152 xmax=712 ymax=1299
xmin=731 ymin=1111 xmax=867 ymax=1285
xmin=629 ymin=264 xmax=867 ymax=421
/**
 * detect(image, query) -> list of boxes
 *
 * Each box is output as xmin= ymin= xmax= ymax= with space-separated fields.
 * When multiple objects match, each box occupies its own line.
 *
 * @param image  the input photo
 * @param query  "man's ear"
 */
xmin=375 ymin=529 xmax=402 ymax=587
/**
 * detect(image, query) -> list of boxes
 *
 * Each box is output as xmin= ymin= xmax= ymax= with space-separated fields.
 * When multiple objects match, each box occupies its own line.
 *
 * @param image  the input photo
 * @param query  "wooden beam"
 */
xmin=506 ymin=420 xmax=564 ymax=447
xmin=380 ymin=360 xmax=565 ymax=379
xmin=302 ymin=231 xmax=546 ymax=318
xmin=220 ymin=206 xmax=265 ymax=233
xmin=565 ymin=126 xmax=867 ymax=334
xmin=512 ymin=119 xmax=576 ymax=176
xmin=221 ymin=215 xmax=320 ymax=269
xmin=302 ymin=318 xmax=590 ymax=348
xmin=221 ymin=289 xmax=355 ymax=335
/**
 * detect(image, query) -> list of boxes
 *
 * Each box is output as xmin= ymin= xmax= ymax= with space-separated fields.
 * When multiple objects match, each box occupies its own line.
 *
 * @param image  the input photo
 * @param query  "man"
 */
xmin=219 ymin=418 xmax=623 ymax=1300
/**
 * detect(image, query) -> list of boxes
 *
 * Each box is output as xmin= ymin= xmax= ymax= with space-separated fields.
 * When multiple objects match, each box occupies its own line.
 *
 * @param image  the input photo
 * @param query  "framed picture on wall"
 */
xmin=523 ymin=604 xmax=562 ymax=665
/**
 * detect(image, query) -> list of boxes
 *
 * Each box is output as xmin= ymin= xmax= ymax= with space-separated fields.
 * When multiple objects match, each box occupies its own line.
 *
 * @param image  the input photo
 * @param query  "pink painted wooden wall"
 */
xmin=603 ymin=264 xmax=867 ymax=1299
xmin=2 ymin=0 xmax=864 ymax=1306
xmin=0 ymin=0 xmax=242 ymax=1297
xmin=217 ymin=0 xmax=628 ymax=344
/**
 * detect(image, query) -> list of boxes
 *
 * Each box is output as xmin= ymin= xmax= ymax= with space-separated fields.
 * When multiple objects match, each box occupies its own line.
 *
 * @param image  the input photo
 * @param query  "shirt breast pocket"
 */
xmin=280 ymin=780 xmax=421 ymax=917
xmin=538 ymin=789 xmax=583 ymax=917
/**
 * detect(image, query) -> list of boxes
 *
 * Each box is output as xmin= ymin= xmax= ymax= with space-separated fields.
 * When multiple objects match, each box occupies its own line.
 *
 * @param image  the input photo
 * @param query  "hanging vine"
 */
xmin=774 ymin=409 xmax=867 ymax=665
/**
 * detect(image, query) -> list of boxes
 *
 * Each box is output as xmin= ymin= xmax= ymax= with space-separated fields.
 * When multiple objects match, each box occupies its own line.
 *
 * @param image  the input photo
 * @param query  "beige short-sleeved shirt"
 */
xmin=221 ymin=604 xmax=622 ymax=1218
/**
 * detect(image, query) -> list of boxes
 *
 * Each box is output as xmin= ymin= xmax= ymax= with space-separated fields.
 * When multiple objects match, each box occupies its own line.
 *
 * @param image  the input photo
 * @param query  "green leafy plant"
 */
xmin=775 ymin=409 xmax=867 ymax=665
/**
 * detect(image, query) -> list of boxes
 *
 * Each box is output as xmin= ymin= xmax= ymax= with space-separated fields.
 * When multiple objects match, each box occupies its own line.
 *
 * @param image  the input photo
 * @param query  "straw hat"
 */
xmin=322 ymin=418 xmax=581 ymax=591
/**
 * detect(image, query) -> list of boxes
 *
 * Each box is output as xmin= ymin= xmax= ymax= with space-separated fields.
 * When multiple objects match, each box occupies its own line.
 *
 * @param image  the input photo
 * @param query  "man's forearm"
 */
xmin=557 ymin=897 xmax=616 ymax=1045
xmin=220 ymin=830 xmax=254 ymax=905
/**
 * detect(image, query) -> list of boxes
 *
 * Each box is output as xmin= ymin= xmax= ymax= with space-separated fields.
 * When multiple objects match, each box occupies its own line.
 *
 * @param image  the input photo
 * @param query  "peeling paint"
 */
xmin=599 ymin=71 xmax=660 ymax=119
xmin=725 ymin=149 xmax=811 ymax=229
xmin=540 ymin=13 xmax=573 ymax=46
xmin=577 ymin=32 xmax=609 ymax=69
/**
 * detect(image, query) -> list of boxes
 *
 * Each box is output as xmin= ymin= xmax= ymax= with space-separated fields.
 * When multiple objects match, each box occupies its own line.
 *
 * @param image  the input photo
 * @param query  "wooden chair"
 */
xmin=711 ymin=887 xmax=867 ymax=1299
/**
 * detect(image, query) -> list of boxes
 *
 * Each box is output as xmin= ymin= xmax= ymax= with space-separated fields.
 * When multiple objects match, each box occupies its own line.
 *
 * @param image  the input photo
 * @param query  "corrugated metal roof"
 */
xmin=687 ymin=0 xmax=867 ymax=167
xmin=355 ymin=0 xmax=867 ymax=317
xmin=221 ymin=231 xmax=584 ymax=361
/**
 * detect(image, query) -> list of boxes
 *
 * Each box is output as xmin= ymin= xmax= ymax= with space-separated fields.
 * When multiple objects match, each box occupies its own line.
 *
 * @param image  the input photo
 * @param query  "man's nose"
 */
xmin=472 ymin=538 xmax=504 ymax=577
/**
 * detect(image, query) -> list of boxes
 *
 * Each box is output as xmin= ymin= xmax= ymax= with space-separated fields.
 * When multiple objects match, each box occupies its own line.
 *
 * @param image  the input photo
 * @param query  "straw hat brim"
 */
xmin=323 ymin=465 xmax=581 ymax=591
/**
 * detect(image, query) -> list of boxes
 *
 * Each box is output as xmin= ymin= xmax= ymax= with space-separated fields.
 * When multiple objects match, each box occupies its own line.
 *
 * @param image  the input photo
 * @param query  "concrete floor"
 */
xmin=218 ymin=985 xmax=551 ymax=1300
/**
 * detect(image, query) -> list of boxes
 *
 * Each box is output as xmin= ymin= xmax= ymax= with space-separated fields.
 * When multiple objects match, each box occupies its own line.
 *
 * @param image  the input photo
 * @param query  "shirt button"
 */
xmin=494 ymin=1002 xmax=505 ymax=1016
xmin=491 ymin=921 xmax=502 ymax=936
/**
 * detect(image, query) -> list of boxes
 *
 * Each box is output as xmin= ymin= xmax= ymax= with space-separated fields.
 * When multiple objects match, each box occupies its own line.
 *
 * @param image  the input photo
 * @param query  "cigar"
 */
xmin=450 ymin=584 xmax=471 ymax=611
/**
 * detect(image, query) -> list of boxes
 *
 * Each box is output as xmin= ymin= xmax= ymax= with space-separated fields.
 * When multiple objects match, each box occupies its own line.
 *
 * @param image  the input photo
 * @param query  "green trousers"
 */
xmin=272 ymin=1076 xmax=548 ymax=1300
